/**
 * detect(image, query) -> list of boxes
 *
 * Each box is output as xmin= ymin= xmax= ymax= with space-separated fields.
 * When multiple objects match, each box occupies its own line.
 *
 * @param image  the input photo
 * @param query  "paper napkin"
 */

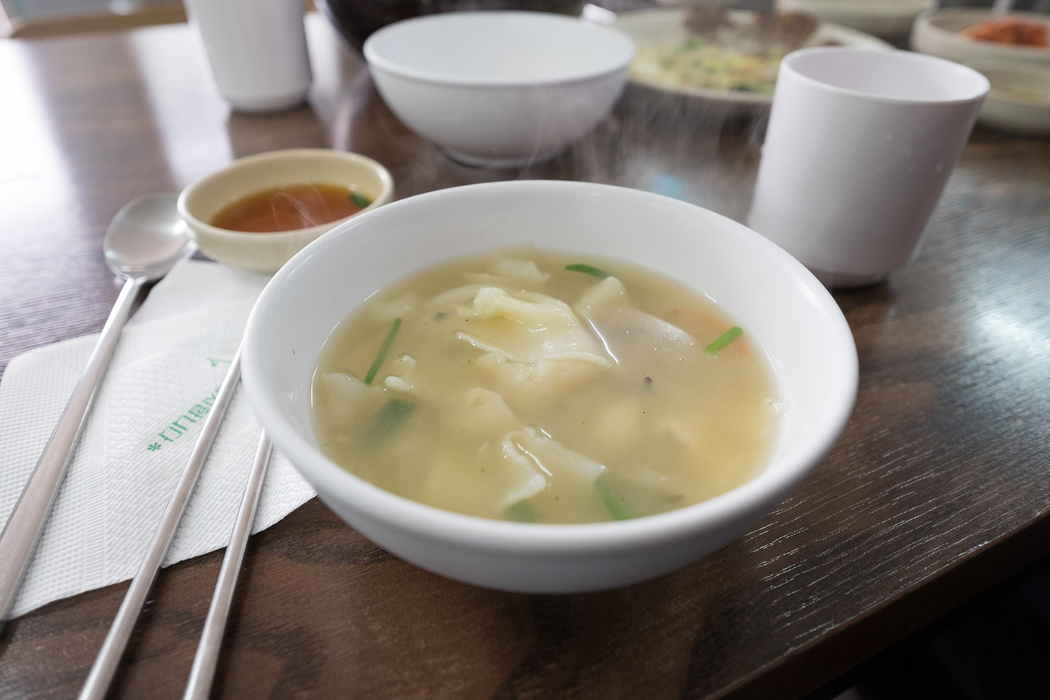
xmin=0 ymin=260 xmax=316 ymax=620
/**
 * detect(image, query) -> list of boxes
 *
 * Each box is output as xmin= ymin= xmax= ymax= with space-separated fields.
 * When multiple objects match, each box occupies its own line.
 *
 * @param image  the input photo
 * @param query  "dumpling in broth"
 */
xmin=575 ymin=275 xmax=699 ymax=370
xmin=456 ymin=286 xmax=612 ymax=409
xmin=311 ymin=248 xmax=780 ymax=524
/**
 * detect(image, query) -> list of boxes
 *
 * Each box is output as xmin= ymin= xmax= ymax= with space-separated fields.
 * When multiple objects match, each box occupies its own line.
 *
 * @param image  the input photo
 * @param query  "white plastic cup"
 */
xmin=184 ymin=0 xmax=312 ymax=113
xmin=748 ymin=48 xmax=989 ymax=288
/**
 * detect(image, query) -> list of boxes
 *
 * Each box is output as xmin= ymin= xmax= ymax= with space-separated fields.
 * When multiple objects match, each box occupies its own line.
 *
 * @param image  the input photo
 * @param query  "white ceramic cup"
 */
xmin=184 ymin=0 xmax=312 ymax=113
xmin=748 ymin=47 xmax=989 ymax=287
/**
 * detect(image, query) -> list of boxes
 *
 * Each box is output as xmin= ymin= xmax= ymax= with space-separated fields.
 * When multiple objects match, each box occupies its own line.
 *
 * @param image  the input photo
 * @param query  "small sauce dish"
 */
xmin=178 ymin=149 xmax=394 ymax=272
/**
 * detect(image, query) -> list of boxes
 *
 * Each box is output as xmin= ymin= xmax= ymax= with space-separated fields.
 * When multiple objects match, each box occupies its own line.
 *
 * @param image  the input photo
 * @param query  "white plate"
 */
xmin=774 ymin=0 xmax=934 ymax=40
xmin=912 ymin=9 xmax=1050 ymax=67
xmin=968 ymin=58 xmax=1050 ymax=135
xmin=614 ymin=8 xmax=892 ymax=108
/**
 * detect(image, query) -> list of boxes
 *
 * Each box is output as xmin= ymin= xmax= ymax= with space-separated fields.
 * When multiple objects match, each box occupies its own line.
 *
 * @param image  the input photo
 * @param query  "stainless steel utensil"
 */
xmin=0 ymin=193 xmax=191 ymax=621
xmin=78 ymin=348 xmax=242 ymax=700
xmin=184 ymin=431 xmax=272 ymax=700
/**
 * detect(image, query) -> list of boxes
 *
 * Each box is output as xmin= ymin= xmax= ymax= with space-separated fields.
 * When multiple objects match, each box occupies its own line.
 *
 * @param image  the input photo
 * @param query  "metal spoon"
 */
xmin=0 ymin=192 xmax=191 ymax=621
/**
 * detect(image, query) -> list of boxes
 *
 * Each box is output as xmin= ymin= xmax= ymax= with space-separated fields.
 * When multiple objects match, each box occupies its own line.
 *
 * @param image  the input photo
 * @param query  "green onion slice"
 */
xmin=364 ymin=317 xmax=401 ymax=385
xmin=565 ymin=263 xmax=609 ymax=279
xmin=369 ymin=398 xmax=415 ymax=445
xmin=704 ymin=326 xmax=742 ymax=355
xmin=505 ymin=500 xmax=539 ymax=523
xmin=349 ymin=192 xmax=372 ymax=208
xmin=596 ymin=477 xmax=631 ymax=521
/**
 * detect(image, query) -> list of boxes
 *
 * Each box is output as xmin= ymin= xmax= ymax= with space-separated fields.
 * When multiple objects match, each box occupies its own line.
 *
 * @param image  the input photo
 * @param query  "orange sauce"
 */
xmin=211 ymin=183 xmax=371 ymax=233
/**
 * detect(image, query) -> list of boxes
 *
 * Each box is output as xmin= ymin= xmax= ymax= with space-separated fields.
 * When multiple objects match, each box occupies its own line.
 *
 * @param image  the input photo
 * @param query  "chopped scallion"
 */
xmin=596 ymin=477 xmax=631 ymax=521
xmin=369 ymin=398 xmax=415 ymax=444
xmin=704 ymin=326 xmax=742 ymax=355
xmin=565 ymin=263 xmax=608 ymax=279
xmin=364 ymin=317 xmax=401 ymax=385
xmin=349 ymin=192 xmax=372 ymax=208
xmin=505 ymin=501 xmax=539 ymax=523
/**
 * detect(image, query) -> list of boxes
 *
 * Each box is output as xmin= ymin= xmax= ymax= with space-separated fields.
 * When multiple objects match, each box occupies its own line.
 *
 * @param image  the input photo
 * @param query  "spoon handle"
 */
xmin=184 ymin=431 xmax=272 ymax=700
xmin=79 ymin=348 xmax=242 ymax=700
xmin=0 ymin=275 xmax=146 ymax=621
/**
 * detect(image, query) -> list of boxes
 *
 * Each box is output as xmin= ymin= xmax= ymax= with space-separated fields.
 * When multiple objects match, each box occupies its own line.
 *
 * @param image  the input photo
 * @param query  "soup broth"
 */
xmin=211 ymin=183 xmax=371 ymax=233
xmin=311 ymin=248 xmax=781 ymax=524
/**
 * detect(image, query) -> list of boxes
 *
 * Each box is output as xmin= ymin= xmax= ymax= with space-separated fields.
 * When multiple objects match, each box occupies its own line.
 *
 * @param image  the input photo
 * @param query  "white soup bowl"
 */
xmin=242 ymin=180 xmax=858 ymax=593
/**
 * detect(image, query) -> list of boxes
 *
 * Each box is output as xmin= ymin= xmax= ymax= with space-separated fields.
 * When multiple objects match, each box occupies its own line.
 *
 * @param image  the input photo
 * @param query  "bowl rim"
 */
xmin=242 ymin=180 xmax=859 ymax=553
xmin=362 ymin=10 xmax=637 ymax=88
xmin=176 ymin=148 xmax=395 ymax=240
xmin=778 ymin=0 xmax=934 ymax=16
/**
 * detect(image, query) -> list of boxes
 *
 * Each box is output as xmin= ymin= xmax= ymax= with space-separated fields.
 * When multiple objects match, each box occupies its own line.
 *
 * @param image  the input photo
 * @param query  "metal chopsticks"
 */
xmin=0 ymin=280 xmax=145 ymax=621
xmin=79 ymin=347 xmax=243 ymax=700
xmin=183 ymin=431 xmax=272 ymax=700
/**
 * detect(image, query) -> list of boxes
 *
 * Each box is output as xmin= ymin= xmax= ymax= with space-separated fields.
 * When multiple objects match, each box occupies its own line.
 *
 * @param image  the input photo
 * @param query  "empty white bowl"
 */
xmin=241 ymin=180 xmax=858 ymax=593
xmin=363 ymin=11 xmax=635 ymax=167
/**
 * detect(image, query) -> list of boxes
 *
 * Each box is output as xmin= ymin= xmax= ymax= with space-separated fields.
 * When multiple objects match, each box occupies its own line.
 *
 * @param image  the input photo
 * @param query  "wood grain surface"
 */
xmin=2 ymin=14 xmax=1049 ymax=700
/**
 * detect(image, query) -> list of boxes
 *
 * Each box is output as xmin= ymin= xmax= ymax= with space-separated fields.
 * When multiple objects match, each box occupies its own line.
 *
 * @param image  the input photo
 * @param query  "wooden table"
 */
xmin=2 ymin=14 xmax=1049 ymax=700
